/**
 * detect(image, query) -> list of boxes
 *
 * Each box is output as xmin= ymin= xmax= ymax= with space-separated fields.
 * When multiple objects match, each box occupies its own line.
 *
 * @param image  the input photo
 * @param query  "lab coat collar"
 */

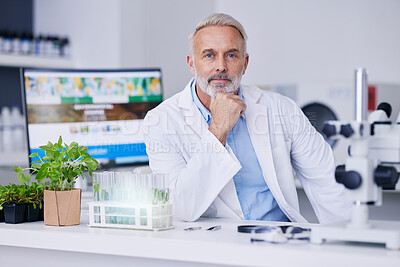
xmin=178 ymin=79 xmax=209 ymax=136
xmin=241 ymin=83 xmax=262 ymax=104
xmin=178 ymin=78 xmax=196 ymax=110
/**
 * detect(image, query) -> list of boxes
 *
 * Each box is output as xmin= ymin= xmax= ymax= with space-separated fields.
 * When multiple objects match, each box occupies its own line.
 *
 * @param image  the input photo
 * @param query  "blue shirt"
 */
xmin=191 ymin=80 xmax=288 ymax=221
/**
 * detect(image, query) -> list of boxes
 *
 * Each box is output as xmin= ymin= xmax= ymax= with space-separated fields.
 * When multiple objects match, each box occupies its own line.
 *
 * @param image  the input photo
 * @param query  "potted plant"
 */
xmin=0 ymin=175 xmax=44 ymax=223
xmin=25 ymin=182 xmax=45 ymax=221
xmin=14 ymin=136 xmax=98 ymax=226
xmin=0 ymin=184 xmax=29 ymax=224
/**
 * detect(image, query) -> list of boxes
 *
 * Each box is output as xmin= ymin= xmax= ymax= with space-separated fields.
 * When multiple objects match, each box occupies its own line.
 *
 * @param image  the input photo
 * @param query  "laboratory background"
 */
xmin=0 ymin=0 xmax=400 ymax=266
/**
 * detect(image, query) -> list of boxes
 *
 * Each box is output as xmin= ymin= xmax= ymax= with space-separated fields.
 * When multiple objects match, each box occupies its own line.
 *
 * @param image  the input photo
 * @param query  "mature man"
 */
xmin=143 ymin=13 xmax=352 ymax=223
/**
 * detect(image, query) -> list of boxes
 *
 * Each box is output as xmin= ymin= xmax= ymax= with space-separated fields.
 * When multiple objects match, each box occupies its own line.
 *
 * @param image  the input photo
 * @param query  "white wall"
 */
xmin=34 ymin=0 xmax=400 ymax=97
xmin=34 ymin=0 xmax=122 ymax=68
xmin=215 ymin=0 xmax=400 ymax=86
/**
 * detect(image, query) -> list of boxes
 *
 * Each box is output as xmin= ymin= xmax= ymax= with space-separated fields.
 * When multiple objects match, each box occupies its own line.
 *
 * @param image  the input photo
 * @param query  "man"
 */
xmin=143 ymin=13 xmax=352 ymax=223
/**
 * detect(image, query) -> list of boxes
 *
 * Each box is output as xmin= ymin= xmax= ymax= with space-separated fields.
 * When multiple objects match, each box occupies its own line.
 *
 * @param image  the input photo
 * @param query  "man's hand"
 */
xmin=208 ymin=93 xmax=247 ymax=145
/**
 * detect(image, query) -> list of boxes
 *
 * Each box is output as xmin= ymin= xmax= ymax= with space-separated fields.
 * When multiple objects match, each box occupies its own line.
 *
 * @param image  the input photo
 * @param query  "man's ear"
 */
xmin=242 ymin=53 xmax=249 ymax=75
xmin=187 ymin=54 xmax=195 ymax=75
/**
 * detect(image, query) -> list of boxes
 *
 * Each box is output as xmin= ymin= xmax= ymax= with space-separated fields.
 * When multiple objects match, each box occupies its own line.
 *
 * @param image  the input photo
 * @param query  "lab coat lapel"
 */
xmin=243 ymin=87 xmax=289 ymax=215
xmin=178 ymin=79 xmax=209 ymax=137
xmin=177 ymin=79 xmax=244 ymax=219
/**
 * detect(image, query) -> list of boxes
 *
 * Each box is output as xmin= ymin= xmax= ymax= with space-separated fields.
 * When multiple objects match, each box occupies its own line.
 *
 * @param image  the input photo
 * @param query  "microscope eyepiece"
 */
xmin=377 ymin=102 xmax=392 ymax=118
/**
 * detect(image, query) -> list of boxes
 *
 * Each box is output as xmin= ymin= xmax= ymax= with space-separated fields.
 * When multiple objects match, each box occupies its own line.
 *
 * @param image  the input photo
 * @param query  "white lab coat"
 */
xmin=143 ymin=79 xmax=352 ymax=224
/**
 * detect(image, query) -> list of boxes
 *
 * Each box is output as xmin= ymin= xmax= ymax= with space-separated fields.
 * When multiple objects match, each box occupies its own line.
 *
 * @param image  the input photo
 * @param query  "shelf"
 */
xmin=0 ymin=53 xmax=74 ymax=69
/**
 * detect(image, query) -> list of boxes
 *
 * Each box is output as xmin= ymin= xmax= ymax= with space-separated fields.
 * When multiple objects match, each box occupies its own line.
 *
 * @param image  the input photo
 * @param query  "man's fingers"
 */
xmin=240 ymin=103 xmax=247 ymax=115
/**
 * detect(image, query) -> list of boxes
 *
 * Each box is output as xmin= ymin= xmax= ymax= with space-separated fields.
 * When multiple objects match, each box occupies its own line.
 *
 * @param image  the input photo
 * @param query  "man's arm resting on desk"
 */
xmin=143 ymin=110 xmax=241 ymax=221
xmin=284 ymin=97 xmax=352 ymax=223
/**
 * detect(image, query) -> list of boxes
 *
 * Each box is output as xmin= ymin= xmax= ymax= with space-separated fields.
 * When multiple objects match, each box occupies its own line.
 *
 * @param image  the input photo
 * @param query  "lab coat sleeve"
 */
xmin=281 ymin=97 xmax=352 ymax=224
xmin=143 ymin=109 xmax=242 ymax=222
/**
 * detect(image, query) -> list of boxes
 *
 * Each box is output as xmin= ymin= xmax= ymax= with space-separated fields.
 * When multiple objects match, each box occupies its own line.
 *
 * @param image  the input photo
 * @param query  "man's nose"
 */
xmin=215 ymin=57 xmax=227 ymax=72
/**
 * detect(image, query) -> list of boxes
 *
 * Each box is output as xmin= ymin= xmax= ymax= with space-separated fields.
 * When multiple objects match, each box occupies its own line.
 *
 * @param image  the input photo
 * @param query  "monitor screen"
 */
xmin=20 ymin=68 xmax=163 ymax=169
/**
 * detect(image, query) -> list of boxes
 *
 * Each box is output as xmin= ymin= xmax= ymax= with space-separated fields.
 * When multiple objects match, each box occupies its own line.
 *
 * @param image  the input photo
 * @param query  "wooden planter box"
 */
xmin=44 ymin=189 xmax=81 ymax=226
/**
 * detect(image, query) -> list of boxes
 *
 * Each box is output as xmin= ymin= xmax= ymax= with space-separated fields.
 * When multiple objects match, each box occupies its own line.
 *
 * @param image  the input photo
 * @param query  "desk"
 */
xmin=0 ymin=216 xmax=399 ymax=267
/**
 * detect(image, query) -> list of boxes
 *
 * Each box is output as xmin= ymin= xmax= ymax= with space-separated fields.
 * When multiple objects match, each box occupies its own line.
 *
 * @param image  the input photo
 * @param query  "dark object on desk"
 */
xmin=184 ymin=226 xmax=202 ymax=231
xmin=240 ymin=225 xmax=311 ymax=244
xmin=206 ymin=225 xmax=221 ymax=231
xmin=238 ymin=225 xmax=310 ymax=235
xmin=237 ymin=225 xmax=280 ymax=234
xmin=0 ymin=208 xmax=4 ymax=222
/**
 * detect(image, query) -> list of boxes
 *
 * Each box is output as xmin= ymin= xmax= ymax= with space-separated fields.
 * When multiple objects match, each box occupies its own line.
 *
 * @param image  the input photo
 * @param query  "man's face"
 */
xmin=187 ymin=26 xmax=249 ymax=98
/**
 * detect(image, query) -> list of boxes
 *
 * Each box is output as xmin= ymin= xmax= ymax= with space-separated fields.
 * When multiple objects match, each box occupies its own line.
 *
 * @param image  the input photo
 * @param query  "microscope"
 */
xmin=310 ymin=68 xmax=400 ymax=250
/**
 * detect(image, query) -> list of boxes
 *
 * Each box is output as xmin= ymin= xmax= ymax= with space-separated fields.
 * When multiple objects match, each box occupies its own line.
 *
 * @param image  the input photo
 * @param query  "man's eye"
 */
xmin=227 ymin=53 xmax=237 ymax=58
xmin=205 ymin=54 xmax=213 ymax=58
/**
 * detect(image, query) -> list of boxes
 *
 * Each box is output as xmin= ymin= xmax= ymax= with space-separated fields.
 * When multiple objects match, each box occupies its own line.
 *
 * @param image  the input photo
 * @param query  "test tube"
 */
xmin=93 ymin=172 xmax=100 ymax=201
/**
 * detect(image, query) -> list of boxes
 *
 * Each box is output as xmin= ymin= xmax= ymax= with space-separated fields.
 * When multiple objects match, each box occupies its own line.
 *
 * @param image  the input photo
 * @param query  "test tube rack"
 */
xmin=88 ymin=201 xmax=173 ymax=231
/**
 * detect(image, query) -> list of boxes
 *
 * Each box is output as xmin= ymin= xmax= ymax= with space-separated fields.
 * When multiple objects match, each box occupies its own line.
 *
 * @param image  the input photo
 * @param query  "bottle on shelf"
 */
xmin=1 ymin=106 xmax=13 ymax=152
xmin=34 ymin=34 xmax=43 ymax=55
xmin=43 ymin=35 xmax=52 ymax=56
xmin=0 ymin=30 xmax=71 ymax=58
xmin=11 ymin=32 xmax=21 ymax=55
xmin=2 ymin=31 xmax=12 ymax=53
xmin=20 ymin=32 xmax=33 ymax=55
xmin=60 ymin=37 xmax=70 ymax=57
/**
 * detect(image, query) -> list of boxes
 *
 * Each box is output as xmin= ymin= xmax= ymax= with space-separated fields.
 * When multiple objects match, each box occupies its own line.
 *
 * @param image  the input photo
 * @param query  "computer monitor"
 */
xmin=20 ymin=68 xmax=163 ymax=169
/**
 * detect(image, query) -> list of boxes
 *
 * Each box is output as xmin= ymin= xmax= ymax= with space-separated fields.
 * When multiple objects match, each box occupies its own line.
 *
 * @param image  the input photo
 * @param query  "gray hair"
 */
xmin=188 ymin=13 xmax=247 ymax=55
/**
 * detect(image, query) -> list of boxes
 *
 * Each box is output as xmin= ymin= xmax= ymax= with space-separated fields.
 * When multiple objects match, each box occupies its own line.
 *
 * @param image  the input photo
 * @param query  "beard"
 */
xmin=194 ymin=67 xmax=243 ymax=98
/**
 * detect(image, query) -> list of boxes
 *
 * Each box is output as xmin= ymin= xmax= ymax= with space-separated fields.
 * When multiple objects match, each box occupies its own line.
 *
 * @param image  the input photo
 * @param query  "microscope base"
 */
xmin=310 ymin=220 xmax=400 ymax=250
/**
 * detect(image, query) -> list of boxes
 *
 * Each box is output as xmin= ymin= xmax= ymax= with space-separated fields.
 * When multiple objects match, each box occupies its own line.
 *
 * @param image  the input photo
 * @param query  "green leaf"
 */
xmin=32 ymin=164 xmax=42 ymax=169
xmin=58 ymin=136 xmax=63 ymax=146
xmin=78 ymin=146 xmax=88 ymax=153
xmin=17 ymin=172 xmax=26 ymax=184
xmin=26 ymin=173 xmax=32 ymax=184
xmin=45 ymin=149 xmax=55 ymax=159
xmin=84 ymin=158 xmax=98 ymax=170
xmin=35 ymin=166 xmax=47 ymax=181
xmin=68 ymin=141 xmax=78 ymax=151
xmin=29 ymin=152 xmax=40 ymax=158
xmin=54 ymin=150 xmax=62 ymax=161
xmin=49 ymin=172 xmax=60 ymax=181
xmin=13 ymin=166 xmax=23 ymax=173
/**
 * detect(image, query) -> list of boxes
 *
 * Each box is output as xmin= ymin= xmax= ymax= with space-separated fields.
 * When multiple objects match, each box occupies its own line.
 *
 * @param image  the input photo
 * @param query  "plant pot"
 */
xmin=38 ymin=202 xmax=44 ymax=221
xmin=3 ymin=203 xmax=26 ymax=224
xmin=25 ymin=203 xmax=40 ymax=222
xmin=0 ymin=208 xmax=4 ymax=222
xmin=44 ymin=189 xmax=81 ymax=226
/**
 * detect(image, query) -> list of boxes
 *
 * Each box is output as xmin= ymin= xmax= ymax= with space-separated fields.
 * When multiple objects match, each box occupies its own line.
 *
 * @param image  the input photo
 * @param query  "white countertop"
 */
xmin=1 ymin=214 xmax=399 ymax=267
